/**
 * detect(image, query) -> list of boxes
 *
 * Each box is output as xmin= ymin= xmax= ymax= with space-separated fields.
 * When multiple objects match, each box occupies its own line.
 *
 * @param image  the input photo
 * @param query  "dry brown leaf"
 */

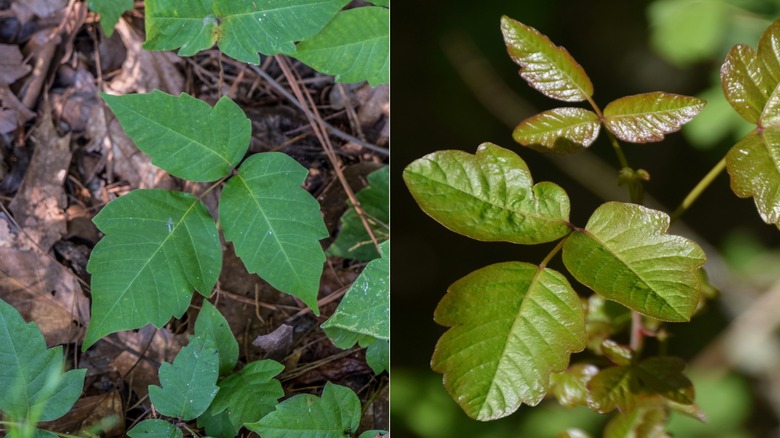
xmin=0 ymin=44 xmax=31 ymax=85
xmin=11 ymin=0 xmax=67 ymax=24
xmin=39 ymin=391 xmax=124 ymax=437
xmin=252 ymin=323 xmax=293 ymax=360
xmin=111 ymin=326 xmax=185 ymax=399
xmin=0 ymin=247 xmax=89 ymax=344
xmin=0 ymin=84 xmax=35 ymax=134
xmin=355 ymin=83 xmax=389 ymax=129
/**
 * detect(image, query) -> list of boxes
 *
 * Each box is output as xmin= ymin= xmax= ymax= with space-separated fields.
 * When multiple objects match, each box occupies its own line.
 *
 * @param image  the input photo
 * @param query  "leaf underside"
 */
xmin=403 ymin=142 xmax=571 ymax=244
xmin=562 ymin=202 xmax=705 ymax=322
xmin=602 ymin=92 xmax=705 ymax=143
xmin=432 ymin=262 xmax=586 ymax=421
xmin=513 ymin=107 xmax=600 ymax=154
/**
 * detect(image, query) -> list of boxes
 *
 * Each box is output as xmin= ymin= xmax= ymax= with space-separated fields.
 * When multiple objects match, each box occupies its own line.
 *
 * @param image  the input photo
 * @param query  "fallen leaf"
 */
xmin=39 ymin=391 xmax=124 ymax=437
xmin=0 ymin=84 xmax=35 ymax=134
xmin=0 ymin=44 xmax=31 ymax=85
xmin=252 ymin=324 xmax=293 ymax=360
xmin=11 ymin=0 xmax=67 ymax=24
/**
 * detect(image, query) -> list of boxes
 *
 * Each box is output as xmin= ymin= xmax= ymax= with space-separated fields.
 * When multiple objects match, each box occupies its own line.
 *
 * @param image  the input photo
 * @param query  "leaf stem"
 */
xmin=539 ymin=235 xmax=569 ymax=269
xmin=585 ymin=94 xmax=631 ymax=170
xmin=670 ymin=157 xmax=727 ymax=223
xmin=630 ymin=311 xmax=644 ymax=353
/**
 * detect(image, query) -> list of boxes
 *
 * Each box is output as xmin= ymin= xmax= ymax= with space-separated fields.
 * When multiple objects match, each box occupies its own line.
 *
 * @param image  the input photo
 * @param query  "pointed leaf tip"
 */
xmin=500 ymin=16 xmax=593 ymax=102
xmin=513 ymin=107 xmax=600 ymax=154
xmin=603 ymin=92 xmax=705 ymax=143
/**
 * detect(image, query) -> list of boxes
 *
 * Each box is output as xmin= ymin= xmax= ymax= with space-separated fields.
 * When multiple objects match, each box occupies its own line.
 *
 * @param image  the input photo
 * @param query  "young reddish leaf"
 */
xmin=601 ymin=340 xmax=633 ymax=367
xmin=603 ymin=401 xmax=668 ymax=438
xmin=725 ymin=129 xmax=780 ymax=228
xmin=721 ymin=44 xmax=769 ymax=124
xmin=500 ymin=16 xmax=593 ymax=102
xmin=602 ymin=92 xmax=705 ymax=143
xmin=513 ymin=107 xmax=600 ymax=154
xmin=585 ymin=295 xmax=631 ymax=354
xmin=550 ymin=363 xmax=599 ymax=408
xmin=403 ymin=143 xmax=571 ymax=244
xmin=432 ymin=262 xmax=586 ymax=420
xmin=758 ymin=19 xmax=780 ymax=90
xmin=562 ymin=202 xmax=705 ymax=322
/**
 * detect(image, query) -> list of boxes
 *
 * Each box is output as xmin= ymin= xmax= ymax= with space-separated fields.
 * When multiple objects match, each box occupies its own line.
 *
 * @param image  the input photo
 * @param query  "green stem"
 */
xmin=585 ymin=94 xmax=631 ymax=170
xmin=670 ymin=157 xmax=727 ymax=223
xmin=539 ymin=234 xmax=569 ymax=269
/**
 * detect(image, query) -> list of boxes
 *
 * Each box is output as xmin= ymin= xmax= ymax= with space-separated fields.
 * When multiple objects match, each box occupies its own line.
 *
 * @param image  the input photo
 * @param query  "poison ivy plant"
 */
xmin=87 ymin=0 xmax=134 ymax=36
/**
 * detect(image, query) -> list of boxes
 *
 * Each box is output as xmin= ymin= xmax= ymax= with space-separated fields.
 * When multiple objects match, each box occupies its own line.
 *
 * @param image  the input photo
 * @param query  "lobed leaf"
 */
xmin=148 ymin=334 xmax=220 ymax=420
xmin=602 ymin=92 xmax=705 ymax=143
xmin=500 ymin=16 xmax=593 ymax=102
xmin=550 ymin=363 xmax=600 ymax=408
xmin=513 ymin=107 xmax=600 ymax=154
xmin=247 ymin=382 xmax=361 ymax=437
xmin=294 ymin=7 xmax=389 ymax=86
xmin=102 ymin=91 xmax=250 ymax=182
xmin=0 ymin=299 xmax=86 ymax=423
xmin=431 ymin=262 xmax=586 ymax=421
xmin=85 ymin=190 xmax=222 ymax=348
xmin=720 ymin=44 xmax=769 ymax=124
xmin=87 ymin=0 xmax=134 ymax=36
xmin=403 ymin=143 xmax=571 ymax=244
xmin=220 ymin=152 xmax=328 ymax=314
xmin=725 ymin=129 xmax=780 ymax=228
xmin=128 ymin=419 xmax=183 ymax=438
xmin=194 ymin=301 xmax=238 ymax=376
xmin=758 ymin=19 xmax=780 ymax=90
xmin=562 ymin=202 xmax=705 ymax=322
xmin=143 ymin=0 xmax=217 ymax=57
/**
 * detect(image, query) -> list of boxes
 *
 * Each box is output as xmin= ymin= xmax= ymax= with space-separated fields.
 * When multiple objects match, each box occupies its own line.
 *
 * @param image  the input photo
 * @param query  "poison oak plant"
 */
xmin=403 ymin=15 xmax=780 ymax=434
xmin=0 ymin=1 xmax=388 ymax=437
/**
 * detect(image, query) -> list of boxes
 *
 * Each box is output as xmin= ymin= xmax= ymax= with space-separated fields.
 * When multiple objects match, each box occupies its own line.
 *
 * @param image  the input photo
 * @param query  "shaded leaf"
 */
xmin=294 ymin=7 xmax=389 ymax=86
xmin=513 ymin=107 xmax=600 ymax=154
xmin=725 ymin=129 xmax=780 ymax=228
xmin=148 ymin=335 xmax=219 ymax=420
xmin=84 ymin=190 xmax=222 ymax=349
xmin=142 ymin=0 xmax=216 ymax=57
xmin=220 ymin=152 xmax=328 ymax=313
xmin=500 ymin=16 xmax=593 ymax=102
xmin=403 ymin=143 xmax=571 ymax=244
xmin=247 ymin=382 xmax=361 ymax=437
xmin=721 ymin=44 xmax=769 ymax=124
xmin=585 ymin=295 xmax=631 ymax=354
xmin=358 ymin=431 xmax=388 ymax=438
xmin=602 ymin=92 xmax=705 ymax=143
xmin=128 ymin=419 xmax=183 ymax=438
xmin=87 ymin=0 xmax=133 ymax=36
xmin=562 ymin=202 xmax=705 ymax=322
xmin=194 ymin=301 xmax=238 ymax=376
xmin=601 ymin=340 xmax=633 ymax=367
xmin=432 ymin=262 xmax=586 ymax=421
xmin=196 ymin=409 xmax=236 ymax=438
xmin=604 ymin=402 xmax=669 ymax=438
xmin=550 ymin=363 xmax=599 ymax=408
xmin=0 ymin=299 xmax=86 ymax=423
xmin=365 ymin=338 xmax=388 ymax=375
xmin=102 ymin=91 xmax=250 ymax=182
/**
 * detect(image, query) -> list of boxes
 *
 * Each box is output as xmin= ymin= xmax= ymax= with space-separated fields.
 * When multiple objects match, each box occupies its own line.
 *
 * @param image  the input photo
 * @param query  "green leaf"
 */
xmin=647 ymin=0 xmax=728 ymax=66
xmin=587 ymin=357 xmax=694 ymax=414
xmin=550 ymin=363 xmax=599 ymax=408
xmin=149 ymin=334 xmax=220 ymax=420
xmin=367 ymin=0 xmax=388 ymax=6
xmin=365 ymin=339 xmax=388 ymax=375
xmin=758 ymin=19 xmax=780 ymax=91
xmin=585 ymin=295 xmax=631 ymax=354
xmin=328 ymin=166 xmax=389 ymax=261
xmin=602 ymin=92 xmax=705 ymax=143
xmin=220 ymin=152 xmax=328 ymax=314
xmin=128 ymin=419 xmax=183 ymax=438
xmin=247 ymin=382 xmax=361 ymax=437
xmin=500 ymin=16 xmax=593 ymax=102
xmin=604 ymin=402 xmax=669 ymax=438
xmin=322 ymin=240 xmax=389 ymax=343
xmin=403 ymin=143 xmax=571 ymax=244
xmin=84 ymin=189 xmax=222 ymax=349
xmin=102 ymin=91 xmax=250 ymax=182
xmin=721 ymin=44 xmax=769 ymax=124
xmin=294 ymin=7 xmax=389 ymax=86
xmin=358 ymin=431 xmax=388 ymax=438
xmin=513 ymin=107 xmax=600 ymax=154
xmin=205 ymin=360 xmax=284 ymax=431
xmin=194 ymin=301 xmax=239 ymax=376
xmin=87 ymin=0 xmax=133 ymax=36
xmin=144 ymin=0 xmax=350 ymax=63
xmin=196 ymin=409 xmax=237 ymax=438
xmin=431 ymin=262 xmax=586 ymax=421
xmin=562 ymin=202 xmax=705 ymax=322
xmin=725 ymin=129 xmax=780 ymax=228
xmin=0 ymin=299 xmax=86 ymax=423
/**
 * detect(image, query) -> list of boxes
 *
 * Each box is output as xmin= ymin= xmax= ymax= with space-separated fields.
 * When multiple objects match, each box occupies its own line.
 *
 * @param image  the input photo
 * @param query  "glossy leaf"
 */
xmin=602 ymin=92 xmax=705 ymax=143
xmin=563 ymin=202 xmax=705 ymax=322
xmin=604 ymin=402 xmax=669 ymax=438
xmin=328 ymin=166 xmax=389 ymax=261
xmin=587 ymin=356 xmax=694 ymax=413
xmin=87 ymin=0 xmax=133 ymax=36
xmin=85 ymin=190 xmax=222 ymax=348
xmin=758 ymin=19 xmax=780 ymax=90
xmin=148 ymin=334 xmax=220 ymax=420
xmin=721 ymin=45 xmax=769 ymax=124
xmin=500 ymin=16 xmax=593 ymax=102
xmin=725 ymin=129 xmax=780 ymax=228
xmin=144 ymin=0 xmax=350 ymax=63
xmin=102 ymin=91 xmax=250 ymax=182
xmin=294 ymin=7 xmax=389 ymax=86
xmin=247 ymin=382 xmax=361 ymax=437
xmin=194 ymin=301 xmax=238 ymax=376
xmin=220 ymin=152 xmax=328 ymax=313
xmin=513 ymin=107 xmax=600 ymax=154
xmin=550 ymin=363 xmax=599 ymax=408
xmin=128 ymin=419 xmax=183 ymax=438
xmin=0 ymin=299 xmax=86 ymax=423
xmin=403 ymin=143 xmax=571 ymax=244
xmin=432 ymin=262 xmax=586 ymax=421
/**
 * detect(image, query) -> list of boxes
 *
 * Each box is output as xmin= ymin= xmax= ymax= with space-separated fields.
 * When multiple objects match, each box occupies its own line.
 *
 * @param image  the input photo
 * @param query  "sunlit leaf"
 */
xmin=432 ymin=262 xmax=586 ymax=421
xmin=85 ymin=190 xmax=222 ymax=348
xmin=500 ymin=16 xmax=593 ymax=102
xmin=725 ymin=129 xmax=780 ymax=228
xmin=602 ymin=92 xmax=705 ymax=143
xmin=604 ymin=401 xmax=669 ymax=438
xmin=149 ymin=335 xmax=219 ymax=420
xmin=550 ymin=363 xmax=599 ymax=408
xmin=513 ymin=107 xmax=600 ymax=154
xmin=87 ymin=0 xmax=133 ymax=36
xmin=194 ymin=301 xmax=238 ymax=376
xmin=403 ymin=143 xmax=571 ymax=244
xmin=294 ymin=7 xmax=389 ymax=86
xmin=102 ymin=91 xmax=250 ymax=182
xmin=127 ymin=419 xmax=183 ymax=438
xmin=220 ymin=152 xmax=328 ymax=313
xmin=563 ymin=202 xmax=705 ymax=322
xmin=758 ymin=19 xmax=780 ymax=90
xmin=721 ymin=45 xmax=769 ymax=124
